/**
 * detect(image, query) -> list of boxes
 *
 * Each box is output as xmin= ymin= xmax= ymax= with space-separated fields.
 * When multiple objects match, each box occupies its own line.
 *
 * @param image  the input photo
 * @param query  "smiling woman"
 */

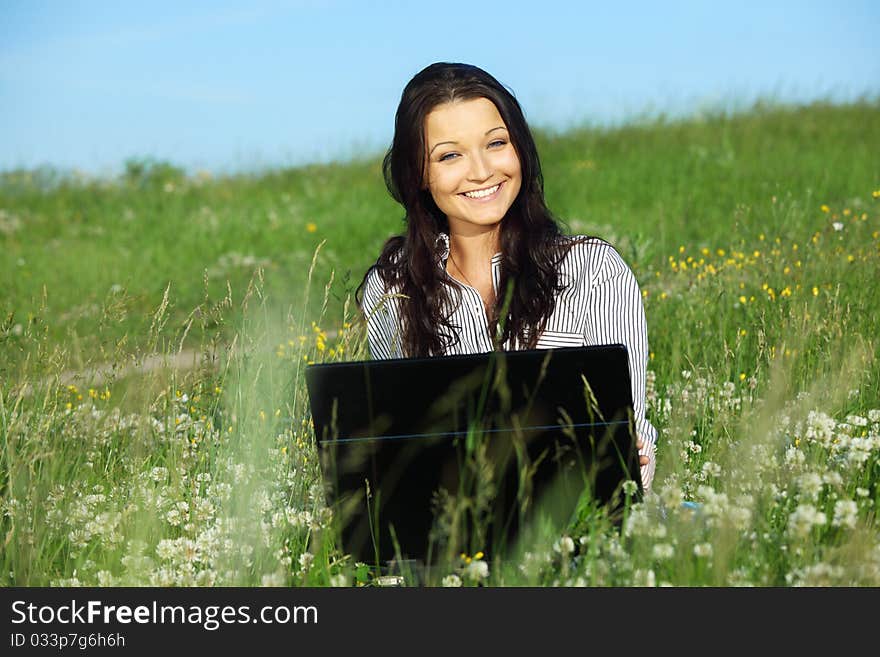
xmin=425 ymin=97 xmax=522 ymax=310
xmin=355 ymin=62 xmax=657 ymax=489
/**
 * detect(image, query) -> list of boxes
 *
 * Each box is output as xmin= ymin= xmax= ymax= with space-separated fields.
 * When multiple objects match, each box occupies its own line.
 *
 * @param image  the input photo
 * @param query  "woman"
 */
xmin=356 ymin=62 xmax=656 ymax=490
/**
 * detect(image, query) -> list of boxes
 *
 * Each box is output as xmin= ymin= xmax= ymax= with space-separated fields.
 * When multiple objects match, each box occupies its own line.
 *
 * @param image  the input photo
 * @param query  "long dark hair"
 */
xmin=356 ymin=62 xmax=585 ymax=357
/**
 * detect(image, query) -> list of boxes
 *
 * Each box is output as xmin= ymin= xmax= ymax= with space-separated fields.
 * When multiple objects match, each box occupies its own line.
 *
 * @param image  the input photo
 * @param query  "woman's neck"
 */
xmin=446 ymin=224 xmax=501 ymax=270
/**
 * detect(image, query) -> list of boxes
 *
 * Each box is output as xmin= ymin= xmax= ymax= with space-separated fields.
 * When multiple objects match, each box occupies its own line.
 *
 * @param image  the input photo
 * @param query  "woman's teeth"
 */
xmin=462 ymin=183 xmax=501 ymax=199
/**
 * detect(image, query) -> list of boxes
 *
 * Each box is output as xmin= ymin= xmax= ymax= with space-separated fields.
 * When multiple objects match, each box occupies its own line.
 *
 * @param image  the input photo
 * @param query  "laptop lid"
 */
xmin=305 ymin=344 xmax=641 ymax=566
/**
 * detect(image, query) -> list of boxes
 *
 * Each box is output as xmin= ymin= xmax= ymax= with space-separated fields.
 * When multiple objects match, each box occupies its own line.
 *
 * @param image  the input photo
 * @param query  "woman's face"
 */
xmin=423 ymin=97 xmax=522 ymax=236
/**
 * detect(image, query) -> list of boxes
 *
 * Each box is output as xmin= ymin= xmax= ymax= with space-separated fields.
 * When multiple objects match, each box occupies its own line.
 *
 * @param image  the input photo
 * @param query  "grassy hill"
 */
xmin=2 ymin=100 xmax=878 ymax=377
xmin=1 ymin=99 xmax=879 ymax=586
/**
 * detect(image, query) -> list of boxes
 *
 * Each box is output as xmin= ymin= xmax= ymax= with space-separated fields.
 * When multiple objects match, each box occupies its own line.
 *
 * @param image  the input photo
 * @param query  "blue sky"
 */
xmin=2 ymin=0 xmax=878 ymax=175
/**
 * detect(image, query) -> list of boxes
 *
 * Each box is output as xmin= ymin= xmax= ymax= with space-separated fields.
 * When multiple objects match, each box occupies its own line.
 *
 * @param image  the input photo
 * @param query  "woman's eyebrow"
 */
xmin=429 ymin=126 xmax=508 ymax=155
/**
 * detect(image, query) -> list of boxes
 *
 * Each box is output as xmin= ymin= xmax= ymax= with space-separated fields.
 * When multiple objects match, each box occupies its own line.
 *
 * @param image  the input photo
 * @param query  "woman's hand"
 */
xmin=636 ymin=437 xmax=655 ymax=492
xmin=636 ymin=438 xmax=649 ymax=466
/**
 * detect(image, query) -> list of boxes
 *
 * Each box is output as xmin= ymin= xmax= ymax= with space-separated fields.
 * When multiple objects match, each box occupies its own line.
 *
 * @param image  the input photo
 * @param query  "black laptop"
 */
xmin=305 ymin=344 xmax=641 ymax=567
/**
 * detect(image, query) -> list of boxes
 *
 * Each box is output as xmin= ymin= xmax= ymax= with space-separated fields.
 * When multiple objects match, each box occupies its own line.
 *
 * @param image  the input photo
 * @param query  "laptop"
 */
xmin=305 ymin=344 xmax=641 ymax=567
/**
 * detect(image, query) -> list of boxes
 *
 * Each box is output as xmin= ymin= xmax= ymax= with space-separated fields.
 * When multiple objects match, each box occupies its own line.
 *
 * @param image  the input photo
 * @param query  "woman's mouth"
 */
xmin=460 ymin=181 xmax=503 ymax=201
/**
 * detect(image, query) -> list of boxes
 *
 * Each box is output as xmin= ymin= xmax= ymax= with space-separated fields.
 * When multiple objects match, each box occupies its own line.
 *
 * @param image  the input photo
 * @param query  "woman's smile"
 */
xmin=460 ymin=180 xmax=504 ymax=201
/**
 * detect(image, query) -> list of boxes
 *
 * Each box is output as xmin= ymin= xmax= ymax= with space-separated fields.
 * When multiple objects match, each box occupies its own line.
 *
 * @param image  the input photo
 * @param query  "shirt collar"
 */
xmin=436 ymin=231 xmax=502 ymax=267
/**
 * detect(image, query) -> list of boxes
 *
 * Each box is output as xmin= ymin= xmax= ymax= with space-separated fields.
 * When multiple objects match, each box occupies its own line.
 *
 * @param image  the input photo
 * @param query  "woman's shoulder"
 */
xmin=555 ymin=235 xmax=641 ymax=291
xmin=560 ymin=234 xmax=614 ymax=250
xmin=557 ymin=234 xmax=617 ymax=268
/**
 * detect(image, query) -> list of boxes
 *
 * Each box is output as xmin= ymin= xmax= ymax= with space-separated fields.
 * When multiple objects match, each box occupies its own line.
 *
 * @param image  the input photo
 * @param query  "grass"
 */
xmin=1 ymin=98 xmax=879 ymax=586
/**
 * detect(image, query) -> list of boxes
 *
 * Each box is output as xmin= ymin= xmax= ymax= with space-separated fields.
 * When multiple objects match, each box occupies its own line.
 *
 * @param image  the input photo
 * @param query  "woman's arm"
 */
xmin=581 ymin=242 xmax=657 ymax=491
xmin=360 ymin=267 xmax=404 ymax=360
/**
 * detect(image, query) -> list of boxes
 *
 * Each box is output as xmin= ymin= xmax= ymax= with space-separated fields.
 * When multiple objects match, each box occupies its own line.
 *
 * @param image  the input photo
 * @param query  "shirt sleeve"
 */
xmin=581 ymin=243 xmax=658 ymax=492
xmin=360 ymin=267 xmax=404 ymax=360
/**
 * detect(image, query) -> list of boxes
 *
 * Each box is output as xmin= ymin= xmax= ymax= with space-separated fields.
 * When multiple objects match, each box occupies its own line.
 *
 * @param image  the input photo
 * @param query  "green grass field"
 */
xmin=2 ymin=99 xmax=879 ymax=586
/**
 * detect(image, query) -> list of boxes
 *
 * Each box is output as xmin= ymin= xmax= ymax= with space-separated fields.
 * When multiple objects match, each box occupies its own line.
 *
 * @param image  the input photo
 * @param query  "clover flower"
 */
xmin=442 ymin=574 xmax=462 ymax=587
xmin=788 ymin=504 xmax=827 ymax=538
xmin=832 ymin=500 xmax=858 ymax=529
xmin=464 ymin=559 xmax=489 ymax=582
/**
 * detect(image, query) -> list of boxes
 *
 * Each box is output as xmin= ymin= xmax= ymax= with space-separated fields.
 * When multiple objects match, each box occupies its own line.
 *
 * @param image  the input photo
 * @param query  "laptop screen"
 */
xmin=305 ymin=344 xmax=640 ymax=566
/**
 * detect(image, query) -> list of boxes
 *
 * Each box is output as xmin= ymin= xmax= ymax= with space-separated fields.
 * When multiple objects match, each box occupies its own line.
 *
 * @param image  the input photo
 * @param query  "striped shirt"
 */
xmin=360 ymin=232 xmax=657 ymax=490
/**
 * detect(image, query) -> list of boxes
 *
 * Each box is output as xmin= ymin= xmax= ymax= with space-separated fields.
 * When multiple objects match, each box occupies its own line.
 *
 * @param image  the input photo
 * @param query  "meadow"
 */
xmin=1 ymin=99 xmax=879 ymax=586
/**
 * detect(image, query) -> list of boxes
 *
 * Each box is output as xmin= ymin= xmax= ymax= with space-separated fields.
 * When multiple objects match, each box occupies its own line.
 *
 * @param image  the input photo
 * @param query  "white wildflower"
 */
xmin=442 ymin=574 xmax=462 ymax=587
xmin=804 ymin=411 xmax=836 ymax=447
xmin=623 ymin=505 xmax=653 ymax=538
xmin=94 ymin=570 xmax=115 ymax=586
xmin=650 ymin=523 xmax=668 ymax=540
xmin=832 ymin=500 xmax=858 ymax=529
xmin=464 ymin=559 xmax=489 ymax=581
xmin=658 ymin=483 xmax=684 ymax=510
xmin=261 ymin=572 xmax=285 ymax=587
xmin=693 ymin=543 xmax=713 ymax=558
xmin=784 ymin=446 xmax=805 ymax=467
xmin=165 ymin=508 xmax=182 ymax=526
xmin=797 ymin=472 xmax=824 ymax=500
xmin=154 ymin=539 xmax=178 ymax=561
xmin=554 ymin=536 xmax=576 ymax=555
xmin=788 ymin=504 xmax=827 ymax=538
xmin=633 ymin=569 xmax=656 ymax=587
xmin=728 ymin=506 xmax=752 ymax=530
xmin=652 ymin=543 xmax=674 ymax=560
xmin=846 ymin=414 xmax=868 ymax=427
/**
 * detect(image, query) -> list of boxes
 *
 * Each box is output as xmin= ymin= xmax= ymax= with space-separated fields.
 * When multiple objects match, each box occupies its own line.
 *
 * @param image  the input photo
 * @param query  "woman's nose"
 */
xmin=467 ymin=152 xmax=493 ymax=182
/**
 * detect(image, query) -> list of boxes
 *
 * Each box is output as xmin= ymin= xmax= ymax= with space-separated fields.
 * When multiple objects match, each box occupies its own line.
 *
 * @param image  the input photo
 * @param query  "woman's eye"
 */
xmin=489 ymin=139 xmax=507 ymax=148
xmin=439 ymin=152 xmax=459 ymax=162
